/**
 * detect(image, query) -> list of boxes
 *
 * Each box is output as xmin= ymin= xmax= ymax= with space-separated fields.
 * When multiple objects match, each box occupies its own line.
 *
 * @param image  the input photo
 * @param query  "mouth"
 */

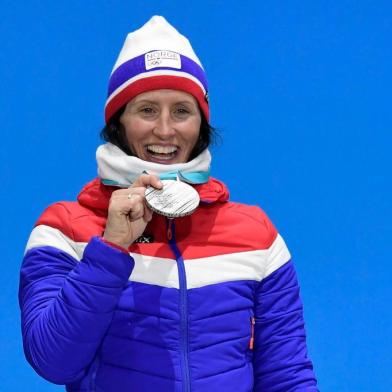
xmin=145 ymin=144 xmax=179 ymax=163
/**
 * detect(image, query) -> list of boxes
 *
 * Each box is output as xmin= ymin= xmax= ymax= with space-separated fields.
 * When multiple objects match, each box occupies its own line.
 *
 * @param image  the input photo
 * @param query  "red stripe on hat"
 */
xmin=105 ymin=75 xmax=209 ymax=123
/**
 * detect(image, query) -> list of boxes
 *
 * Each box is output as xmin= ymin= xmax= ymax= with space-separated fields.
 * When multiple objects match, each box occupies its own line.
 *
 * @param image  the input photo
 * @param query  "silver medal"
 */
xmin=145 ymin=180 xmax=200 ymax=218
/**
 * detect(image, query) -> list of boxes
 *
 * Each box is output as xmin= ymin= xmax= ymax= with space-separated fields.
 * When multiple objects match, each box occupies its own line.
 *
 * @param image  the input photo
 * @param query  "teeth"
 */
xmin=147 ymin=145 xmax=177 ymax=154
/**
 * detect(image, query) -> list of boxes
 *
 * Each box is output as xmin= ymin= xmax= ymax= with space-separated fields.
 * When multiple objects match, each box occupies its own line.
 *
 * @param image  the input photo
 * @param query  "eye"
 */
xmin=173 ymin=106 xmax=191 ymax=117
xmin=138 ymin=106 xmax=157 ymax=117
xmin=177 ymin=108 xmax=189 ymax=113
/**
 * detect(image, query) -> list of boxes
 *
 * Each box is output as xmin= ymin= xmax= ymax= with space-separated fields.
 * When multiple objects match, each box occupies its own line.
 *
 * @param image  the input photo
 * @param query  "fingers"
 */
xmin=131 ymin=174 xmax=163 ymax=189
xmin=107 ymin=174 xmax=162 ymax=225
xmin=104 ymin=175 xmax=161 ymax=248
xmin=143 ymin=205 xmax=153 ymax=222
xmin=110 ymin=175 xmax=162 ymax=200
xmin=111 ymin=187 xmax=145 ymax=199
xmin=127 ymin=197 xmax=144 ymax=221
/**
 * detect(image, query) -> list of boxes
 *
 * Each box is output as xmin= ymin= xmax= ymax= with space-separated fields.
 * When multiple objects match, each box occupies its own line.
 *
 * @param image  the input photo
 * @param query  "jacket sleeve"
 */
xmin=19 ymin=220 xmax=134 ymax=385
xmin=252 ymin=233 xmax=318 ymax=391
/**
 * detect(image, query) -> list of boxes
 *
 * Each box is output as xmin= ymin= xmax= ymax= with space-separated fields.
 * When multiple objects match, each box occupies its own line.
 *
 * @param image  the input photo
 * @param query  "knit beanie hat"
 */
xmin=105 ymin=16 xmax=209 ymax=124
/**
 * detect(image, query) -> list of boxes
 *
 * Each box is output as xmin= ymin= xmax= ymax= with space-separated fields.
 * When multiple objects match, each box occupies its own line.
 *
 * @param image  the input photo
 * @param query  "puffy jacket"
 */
xmin=19 ymin=177 xmax=318 ymax=391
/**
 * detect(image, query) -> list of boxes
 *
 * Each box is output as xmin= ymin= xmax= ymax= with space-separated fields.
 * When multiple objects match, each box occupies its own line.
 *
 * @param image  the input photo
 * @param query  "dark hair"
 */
xmin=100 ymin=106 xmax=216 ymax=160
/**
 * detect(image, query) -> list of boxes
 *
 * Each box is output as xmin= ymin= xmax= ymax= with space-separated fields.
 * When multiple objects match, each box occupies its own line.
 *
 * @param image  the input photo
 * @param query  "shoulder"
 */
xmin=36 ymin=202 xmax=78 ymax=239
xmin=35 ymin=179 xmax=108 ymax=242
xmin=222 ymin=201 xmax=278 ymax=249
xmin=197 ymin=177 xmax=278 ymax=249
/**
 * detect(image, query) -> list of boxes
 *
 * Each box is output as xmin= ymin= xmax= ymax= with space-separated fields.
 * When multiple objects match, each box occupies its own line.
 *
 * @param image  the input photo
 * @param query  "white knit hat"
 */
xmin=105 ymin=16 xmax=209 ymax=123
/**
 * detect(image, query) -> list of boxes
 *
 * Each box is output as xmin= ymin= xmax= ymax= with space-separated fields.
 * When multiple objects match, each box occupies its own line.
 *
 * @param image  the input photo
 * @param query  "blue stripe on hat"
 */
xmin=108 ymin=51 xmax=208 ymax=97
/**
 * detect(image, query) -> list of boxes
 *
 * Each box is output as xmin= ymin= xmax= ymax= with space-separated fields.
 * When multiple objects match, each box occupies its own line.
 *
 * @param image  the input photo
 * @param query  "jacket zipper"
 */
xmin=249 ymin=316 xmax=255 ymax=350
xmin=167 ymin=218 xmax=191 ymax=392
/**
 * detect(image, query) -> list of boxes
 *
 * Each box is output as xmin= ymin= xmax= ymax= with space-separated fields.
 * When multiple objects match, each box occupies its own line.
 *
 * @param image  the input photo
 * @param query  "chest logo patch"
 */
xmin=134 ymin=234 xmax=154 ymax=244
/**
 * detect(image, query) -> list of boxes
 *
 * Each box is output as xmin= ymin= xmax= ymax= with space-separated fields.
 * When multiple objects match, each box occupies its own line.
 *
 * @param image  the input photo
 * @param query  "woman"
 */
xmin=19 ymin=16 xmax=318 ymax=391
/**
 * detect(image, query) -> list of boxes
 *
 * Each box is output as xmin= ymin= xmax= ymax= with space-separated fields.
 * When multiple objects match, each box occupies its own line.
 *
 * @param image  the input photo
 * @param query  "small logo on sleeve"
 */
xmin=145 ymin=50 xmax=181 ymax=70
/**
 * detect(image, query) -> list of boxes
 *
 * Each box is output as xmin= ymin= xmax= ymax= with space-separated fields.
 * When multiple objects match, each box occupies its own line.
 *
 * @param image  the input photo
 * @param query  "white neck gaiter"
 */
xmin=96 ymin=143 xmax=211 ymax=188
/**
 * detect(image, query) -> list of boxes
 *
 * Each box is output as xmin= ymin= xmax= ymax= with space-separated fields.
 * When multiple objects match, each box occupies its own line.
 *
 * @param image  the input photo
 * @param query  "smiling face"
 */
xmin=119 ymin=89 xmax=202 ymax=164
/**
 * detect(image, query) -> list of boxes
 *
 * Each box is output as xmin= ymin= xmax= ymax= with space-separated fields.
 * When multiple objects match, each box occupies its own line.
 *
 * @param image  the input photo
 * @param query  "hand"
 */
xmin=103 ymin=174 xmax=163 ymax=249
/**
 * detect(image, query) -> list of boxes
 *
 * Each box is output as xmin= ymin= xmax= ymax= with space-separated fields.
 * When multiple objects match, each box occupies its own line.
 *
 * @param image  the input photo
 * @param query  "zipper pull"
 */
xmin=166 ymin=175 xmax=179 ymax=242
xmin=249 ymin=316 xmax=255 ymax=350
xmin=166 ymin=218 xmax=173 ymax=241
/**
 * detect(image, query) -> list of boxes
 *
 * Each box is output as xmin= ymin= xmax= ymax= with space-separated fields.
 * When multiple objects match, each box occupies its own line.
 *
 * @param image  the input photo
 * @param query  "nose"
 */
xmin=153 ymin=110 xmax=175 ymax=139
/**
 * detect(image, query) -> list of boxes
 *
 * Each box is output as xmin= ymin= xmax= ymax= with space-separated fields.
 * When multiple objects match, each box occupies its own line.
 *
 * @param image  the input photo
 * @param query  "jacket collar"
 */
xmin=79 ymin=143 xmax=228 ymax=212
xmin=77 ymin=177 xmax=229 ymax=213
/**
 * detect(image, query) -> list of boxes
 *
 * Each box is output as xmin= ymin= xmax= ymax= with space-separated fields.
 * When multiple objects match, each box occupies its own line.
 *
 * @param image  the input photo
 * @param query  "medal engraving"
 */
xmin=145 ymin=180 xmax=200 ymax=218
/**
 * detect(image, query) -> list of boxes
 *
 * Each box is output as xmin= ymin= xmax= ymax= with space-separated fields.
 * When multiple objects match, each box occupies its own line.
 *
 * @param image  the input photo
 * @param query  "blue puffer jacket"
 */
xmin=19 ymin=177 xmax=318 ymax=391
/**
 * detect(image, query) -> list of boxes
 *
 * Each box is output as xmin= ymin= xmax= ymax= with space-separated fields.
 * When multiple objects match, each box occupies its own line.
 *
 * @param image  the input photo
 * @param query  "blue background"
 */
xmin=1 ymin=1 xmax=390 ymax=390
